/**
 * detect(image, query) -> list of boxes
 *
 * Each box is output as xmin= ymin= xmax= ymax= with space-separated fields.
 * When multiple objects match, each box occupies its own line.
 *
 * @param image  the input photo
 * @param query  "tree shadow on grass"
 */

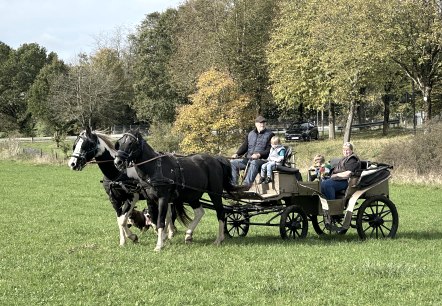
xmin=220 ymin=229 xmax=442 ymax=247
xmin=394 ymin=230 xmax=442 ymax=240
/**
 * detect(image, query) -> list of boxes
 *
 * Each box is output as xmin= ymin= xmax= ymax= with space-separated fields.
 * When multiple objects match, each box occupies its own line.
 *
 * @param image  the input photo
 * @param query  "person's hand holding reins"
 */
xmin=251 ymin=153 xmax=261 ymax=160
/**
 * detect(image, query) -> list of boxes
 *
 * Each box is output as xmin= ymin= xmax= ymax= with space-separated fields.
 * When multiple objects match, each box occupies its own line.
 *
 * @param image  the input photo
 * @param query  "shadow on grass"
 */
xmin=395 ymin=230 xmax=442 ymax=240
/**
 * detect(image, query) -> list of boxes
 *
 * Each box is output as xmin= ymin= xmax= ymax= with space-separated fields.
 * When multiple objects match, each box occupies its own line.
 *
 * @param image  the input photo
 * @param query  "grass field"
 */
xmin=0 ymin=160 xmax=441 ymax=305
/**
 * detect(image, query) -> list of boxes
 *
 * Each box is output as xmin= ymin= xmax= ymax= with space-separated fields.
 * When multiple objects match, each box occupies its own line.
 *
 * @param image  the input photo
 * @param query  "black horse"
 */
xmin=114 ymin=129 xmax=238 ymax=251
xmin=68 ymin=127 xmax=176 ymax=245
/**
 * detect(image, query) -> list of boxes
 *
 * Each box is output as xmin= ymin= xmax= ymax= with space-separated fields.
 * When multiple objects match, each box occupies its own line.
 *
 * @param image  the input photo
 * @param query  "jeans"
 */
xmin=231 ymin=158 xmax=266 ymax=185
xmin=320 ymin=178 xmax=348 ymax=200
xmin=260 ymin=161 xmax=277 ymax=178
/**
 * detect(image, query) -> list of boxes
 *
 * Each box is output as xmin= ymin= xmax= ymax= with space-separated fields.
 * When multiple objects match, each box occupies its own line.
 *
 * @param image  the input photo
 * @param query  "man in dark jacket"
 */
xmin=231 ymin=115 xmax=275 ymax=186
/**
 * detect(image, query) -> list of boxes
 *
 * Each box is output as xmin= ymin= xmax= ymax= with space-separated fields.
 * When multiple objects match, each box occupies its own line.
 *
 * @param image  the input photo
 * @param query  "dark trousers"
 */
xmin=320 ymin=178 xmax=348 ymax=200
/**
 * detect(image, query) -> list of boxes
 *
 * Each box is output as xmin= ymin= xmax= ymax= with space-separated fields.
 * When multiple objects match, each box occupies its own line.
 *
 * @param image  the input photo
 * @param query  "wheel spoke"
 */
xmin=369 ymin=226 xmax=376 ymax=237
xmin=362 ymin=224 xmax=372 ymax=233
xmin=379 ymin=210 xmax=392 ymax=218
xmin=380 ymin=223 xmax=392 ymax=233
xmin=378 ymin=225 xmax=386 ymax=237
xmin=379 ymin=203 xmax=386 ymax=215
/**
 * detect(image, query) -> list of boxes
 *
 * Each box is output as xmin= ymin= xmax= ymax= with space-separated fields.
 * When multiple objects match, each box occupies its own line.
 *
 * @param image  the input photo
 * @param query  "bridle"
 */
xmin=115 ymin=132 xmax=144 ymax=166
xmin=71 ymin=133 xmax=99 ymax=165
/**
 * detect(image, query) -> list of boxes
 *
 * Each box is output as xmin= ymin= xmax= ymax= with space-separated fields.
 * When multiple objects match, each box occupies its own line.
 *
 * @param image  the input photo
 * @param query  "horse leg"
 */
xmin=154 ymin=197 xmax=169 ymax=252
xmin=185 ymin=204 xmax=205 ymax=243
xmin=211 ymin=196 xmax=225 ymax=246
xmin=166 ymin=202 xmax=175 ymax=239
xmin=117 ymin=199 xmax=139 ymax=245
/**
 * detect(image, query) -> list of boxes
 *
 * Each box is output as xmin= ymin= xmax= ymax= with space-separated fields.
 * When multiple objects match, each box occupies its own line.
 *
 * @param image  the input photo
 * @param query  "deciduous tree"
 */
xmin=173 ymin=68 xmax=253 ymax=154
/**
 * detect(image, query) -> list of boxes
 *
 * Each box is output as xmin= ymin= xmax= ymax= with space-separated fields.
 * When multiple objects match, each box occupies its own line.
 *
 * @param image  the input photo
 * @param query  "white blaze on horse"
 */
xmin=114 ymin=129 xmax=240 ymax=251
xmin=68 ymin=127 xmax=176 ymax=246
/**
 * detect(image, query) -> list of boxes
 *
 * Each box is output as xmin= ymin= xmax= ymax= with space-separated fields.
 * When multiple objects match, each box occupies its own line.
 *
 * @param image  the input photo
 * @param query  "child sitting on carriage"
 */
xmin=308 ymin=154 xmax=331 ymax=181
xmin=259 ymin=136 xmax=286 ymax=184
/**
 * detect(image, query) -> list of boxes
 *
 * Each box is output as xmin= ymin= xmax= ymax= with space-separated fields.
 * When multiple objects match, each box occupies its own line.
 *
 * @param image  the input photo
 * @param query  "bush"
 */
xmin=148 ymin=121 xmax=181 ymax=153
xmin=379 ymin=120 xmax=442 ymax=181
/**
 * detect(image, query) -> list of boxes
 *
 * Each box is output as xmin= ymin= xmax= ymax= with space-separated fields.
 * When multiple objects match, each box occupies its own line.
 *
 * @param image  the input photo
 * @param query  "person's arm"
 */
xmin=232 ymin=135 xmax=248 ymax=158
xmin=275 ymin=148 xmax=286 ymax=163
xmin=330 ymin=171 xmax=352 ymax=179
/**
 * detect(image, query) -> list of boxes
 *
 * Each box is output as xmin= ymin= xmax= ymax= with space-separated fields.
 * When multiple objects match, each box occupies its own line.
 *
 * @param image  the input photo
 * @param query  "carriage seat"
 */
xmin=273 ymin=146 xmax=303 ymax=181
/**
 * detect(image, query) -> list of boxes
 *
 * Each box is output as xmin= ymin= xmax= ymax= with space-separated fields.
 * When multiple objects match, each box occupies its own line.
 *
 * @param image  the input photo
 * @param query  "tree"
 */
xmin=0 ymin=43 xmax=48 ymax=135
xmin=372 ymin=0 xmax=442 ymax=122
xmin=173 ymin=68 xmax=253 ymax=154
xmin=221 ymin=0 xmax=281 ymax=116
xmin=46 ymin=53 xmax=130 ymax=130
xmin=268 ymin=0 xmax=387 ymax=142
xmin=168 ymin=0 xmax=231 ymax=99
xmin=130 ymin=9 xmax=183 ymax=124
xmin=27 ymin=54 xmax=70 ymax=142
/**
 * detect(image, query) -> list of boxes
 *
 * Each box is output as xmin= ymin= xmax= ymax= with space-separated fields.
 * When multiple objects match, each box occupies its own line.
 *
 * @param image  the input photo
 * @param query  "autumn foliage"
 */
xmin=173 ymin=68 xmax=253 ymax=154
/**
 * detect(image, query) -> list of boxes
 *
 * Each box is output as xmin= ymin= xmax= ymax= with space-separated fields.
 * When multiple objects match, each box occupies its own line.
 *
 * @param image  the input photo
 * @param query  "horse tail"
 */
xmin=173 ymin=202 xmax=192 ymax=227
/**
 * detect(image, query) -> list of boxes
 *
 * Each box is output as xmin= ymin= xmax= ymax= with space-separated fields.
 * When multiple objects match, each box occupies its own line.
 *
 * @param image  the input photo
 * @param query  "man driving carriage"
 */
xmin=230 ymin=115 xmax=274 ymax=186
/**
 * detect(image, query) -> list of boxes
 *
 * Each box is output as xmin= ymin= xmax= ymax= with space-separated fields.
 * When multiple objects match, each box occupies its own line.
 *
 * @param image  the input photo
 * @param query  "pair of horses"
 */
xmin=68 ymin=127 xmax=238 ymax=251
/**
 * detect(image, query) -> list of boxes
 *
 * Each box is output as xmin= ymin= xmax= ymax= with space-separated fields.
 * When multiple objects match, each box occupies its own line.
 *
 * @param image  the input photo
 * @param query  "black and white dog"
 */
xmin=128 ymin=205 xmax=177 ymax=236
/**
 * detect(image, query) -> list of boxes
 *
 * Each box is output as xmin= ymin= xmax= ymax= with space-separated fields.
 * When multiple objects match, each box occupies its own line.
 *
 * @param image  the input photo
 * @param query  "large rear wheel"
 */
xmin=280 ymin=206 xmax=308 ymax=239
xmin=356 ymin=195 xmax=399 ymax=239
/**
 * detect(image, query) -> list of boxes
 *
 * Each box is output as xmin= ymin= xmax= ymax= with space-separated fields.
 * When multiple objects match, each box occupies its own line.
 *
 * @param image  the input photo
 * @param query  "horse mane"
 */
xmin=94 ymin=131 xmax=116 ymax=150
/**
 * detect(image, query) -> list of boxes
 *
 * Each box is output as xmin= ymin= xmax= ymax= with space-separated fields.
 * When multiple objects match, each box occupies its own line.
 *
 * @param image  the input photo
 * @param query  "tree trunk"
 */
xmin=381 ymin=94 xmax=391 ymax=136
xmin=343 ymin=101 xmax=356 ymax=143
xmin=423 ymin=85 xmax=432 ymax=122
xmin=328 ymin=101 xmax=335 ymax=139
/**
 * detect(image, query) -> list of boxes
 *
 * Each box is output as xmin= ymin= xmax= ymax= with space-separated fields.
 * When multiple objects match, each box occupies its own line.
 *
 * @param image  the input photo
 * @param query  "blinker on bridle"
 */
xmin=116 ymin=133 xmax=142 ymax=162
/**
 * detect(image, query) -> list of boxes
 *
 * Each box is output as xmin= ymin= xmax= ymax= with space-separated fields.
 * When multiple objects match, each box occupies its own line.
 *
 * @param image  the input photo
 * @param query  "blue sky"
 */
xmin=0 ymin=0 xmax=182 ymax=62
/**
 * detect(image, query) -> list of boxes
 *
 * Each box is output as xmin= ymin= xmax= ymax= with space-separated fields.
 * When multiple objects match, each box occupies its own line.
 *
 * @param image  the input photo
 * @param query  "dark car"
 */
xmin=284 ymin=122 xmax=319 ymax=141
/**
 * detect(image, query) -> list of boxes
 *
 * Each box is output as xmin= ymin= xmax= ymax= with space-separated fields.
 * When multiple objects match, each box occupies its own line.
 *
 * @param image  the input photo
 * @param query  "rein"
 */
xmin=86 ymin=159 xmax=115 ymax=165
xmin=131 ymin=154 xmax=168 ymax=167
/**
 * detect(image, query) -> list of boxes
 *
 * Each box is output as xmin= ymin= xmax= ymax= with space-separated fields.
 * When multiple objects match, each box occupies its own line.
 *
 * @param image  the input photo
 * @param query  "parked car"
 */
xmin=284 ymin=122 xmax=319 ymax=141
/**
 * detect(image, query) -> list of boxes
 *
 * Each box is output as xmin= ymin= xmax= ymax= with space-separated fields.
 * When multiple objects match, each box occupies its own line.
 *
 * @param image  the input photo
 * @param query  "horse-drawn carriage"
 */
xmin=69 ymin=128 xmax=399 ymax=251
xmin=218 ymin=152 xmax=399 ymax=240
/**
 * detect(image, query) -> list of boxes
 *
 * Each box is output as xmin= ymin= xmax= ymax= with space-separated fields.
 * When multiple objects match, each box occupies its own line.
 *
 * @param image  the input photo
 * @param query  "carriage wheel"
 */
xmin=310 ymin=215 xmax=347 ymax=236
xmin=356 ymin=195 xmax=399 ymax=239
xmin=280 ymin=206 xmax=308 ymax=239
xmin=224 ymin=212 xmax=250 ymax=238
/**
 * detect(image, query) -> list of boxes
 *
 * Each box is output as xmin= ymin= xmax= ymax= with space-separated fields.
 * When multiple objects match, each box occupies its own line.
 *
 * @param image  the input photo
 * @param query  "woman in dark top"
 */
xmin=320 ymin=142 xmax=360 ymax=200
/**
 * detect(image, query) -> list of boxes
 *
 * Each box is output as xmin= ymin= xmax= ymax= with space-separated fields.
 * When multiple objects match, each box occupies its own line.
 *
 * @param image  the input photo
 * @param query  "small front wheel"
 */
xmin=280 ymin=206 xmax=308 ymax=239
xmin=356 ymin=195 xmax=399 ymax=239
xmin=310 ymin=215 xmax=347 ymax=236
xmin=225 ymin=211 xmax=250 ymax=238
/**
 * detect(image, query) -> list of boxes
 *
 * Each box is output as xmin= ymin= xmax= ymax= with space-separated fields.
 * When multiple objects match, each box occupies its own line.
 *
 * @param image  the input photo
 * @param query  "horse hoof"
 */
xmin=130 ymin=235 xmax=139 ymax=243
xmin=213 ymin=239 xmax=223 ymax=246
xmin=154 ymin=246 xmax=162 ymax=252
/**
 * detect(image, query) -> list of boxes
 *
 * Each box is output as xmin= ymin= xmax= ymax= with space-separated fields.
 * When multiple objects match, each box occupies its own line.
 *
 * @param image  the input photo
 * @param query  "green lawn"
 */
xmin=0 ymin=161 xmax=441 ymax=305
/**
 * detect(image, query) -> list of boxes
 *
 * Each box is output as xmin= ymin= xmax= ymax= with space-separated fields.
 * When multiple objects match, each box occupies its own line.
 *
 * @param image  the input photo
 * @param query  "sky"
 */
xmin=0 ymin=0 xmax=183 ymax=63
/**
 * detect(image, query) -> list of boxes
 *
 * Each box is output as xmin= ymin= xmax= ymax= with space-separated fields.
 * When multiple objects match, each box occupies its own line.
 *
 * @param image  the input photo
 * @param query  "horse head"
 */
xmin=114 ymin=129 xmax=144 ymax=171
